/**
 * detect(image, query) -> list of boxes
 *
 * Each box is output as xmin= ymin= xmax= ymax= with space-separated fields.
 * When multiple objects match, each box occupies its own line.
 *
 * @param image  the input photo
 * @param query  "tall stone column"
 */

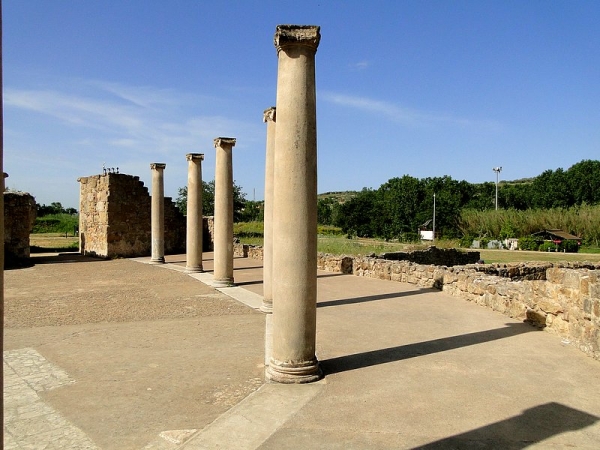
xmin=150 ymin=163 xmax=166 ymax=264
xmin=186 ymin=153 xmax=204 ymax=273
xmin=267 ymin=25 xmax=321 ymax=384
xmin=212 ymin=137 xmax=236 ymax=287
xmin=261 ymin=107 xmax=276 ymax=313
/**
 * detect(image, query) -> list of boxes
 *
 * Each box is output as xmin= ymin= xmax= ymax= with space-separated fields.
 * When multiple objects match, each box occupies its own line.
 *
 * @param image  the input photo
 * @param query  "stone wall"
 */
xmin=204 ymin=216 xmax=215 ymax=252
xmin=380 ymin=246 xmax=480 ymax=266
xmin=3 ymin=191 xmax=36 ymax=267
xmin=237 ymin=244 xmax=600 ymax=361
xmin=78 ymin=173 xmax=186 ymax=258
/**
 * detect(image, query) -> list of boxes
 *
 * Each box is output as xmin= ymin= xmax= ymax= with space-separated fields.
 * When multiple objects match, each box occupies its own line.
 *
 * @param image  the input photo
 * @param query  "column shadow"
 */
xmin=321 ymin=323 xmax=534 ymax=375
xmin=235 ymin=280 xmax=263 ymax=287
xmin=412 ymin=402 xmax=599 ymax=449
xmin=318 ymin=289 xmax=430 ymax=308
xmin=233 ymin=266 xmax=263 ymax=271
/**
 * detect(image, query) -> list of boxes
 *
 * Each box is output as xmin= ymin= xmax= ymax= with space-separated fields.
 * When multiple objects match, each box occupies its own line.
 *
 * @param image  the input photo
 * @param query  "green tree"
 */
xmin=335 ymin=188 xmax=378 ymax=237
xmin=567 ymin=159 xmax=600 ymax=205
xmin=530 ymin=168 xmax=572 ymax=209
xmin=176 ymin=180 xmax=247 ymax=222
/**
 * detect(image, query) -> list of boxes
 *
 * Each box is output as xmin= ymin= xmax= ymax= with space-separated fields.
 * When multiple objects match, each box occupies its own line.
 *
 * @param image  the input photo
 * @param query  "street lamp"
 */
xmin=493 ymin=167 xmax=502 ymax=210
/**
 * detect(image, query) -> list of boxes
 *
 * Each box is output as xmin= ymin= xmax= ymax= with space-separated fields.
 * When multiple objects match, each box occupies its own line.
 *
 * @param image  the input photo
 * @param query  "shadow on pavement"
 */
xmin=317 ymin=272 xmax=349 ymax=279
xmin=322 ymin=323 xmax=535 ymax=374
xmin=412 ymin=402 xmax=599 ymax=449
xmin=318 ymin=289 xmax=430 ymax=308
xmin=20 ymin=253 xmax=107 ymax=266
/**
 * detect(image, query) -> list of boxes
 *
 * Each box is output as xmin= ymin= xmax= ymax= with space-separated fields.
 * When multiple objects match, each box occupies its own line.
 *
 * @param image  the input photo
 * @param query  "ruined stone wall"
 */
xmin=78 ymin=173 xmax=186 ymax=258
xmin=204 ymin=216 xmax=215 ymax=252
xmin=237 ymin=243 xmax=600 ymax=361
xmin=3 ymin=191 xmax=36 ymax=266
xmin=380 ymin=246 xmax=480 ymax=266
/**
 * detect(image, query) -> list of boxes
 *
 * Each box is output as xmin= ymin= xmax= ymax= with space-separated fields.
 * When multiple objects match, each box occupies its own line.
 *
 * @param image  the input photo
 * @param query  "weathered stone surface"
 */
xmin=4 ymin=191 xmax=36 ymax=267
xmin=78 ymin=173 xmax=186 ymax=258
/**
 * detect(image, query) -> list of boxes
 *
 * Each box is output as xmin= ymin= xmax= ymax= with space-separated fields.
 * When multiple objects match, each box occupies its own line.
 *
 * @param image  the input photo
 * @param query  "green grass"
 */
xmin=29 ymin=233 xmax=79 ymax=252
xmin=236 ymin=233 xmax=600 ymax=264
xmin=33 ymin=214 xmax=79 ymax=234
xmin=477 ymin=248 xmax=600 ymax=264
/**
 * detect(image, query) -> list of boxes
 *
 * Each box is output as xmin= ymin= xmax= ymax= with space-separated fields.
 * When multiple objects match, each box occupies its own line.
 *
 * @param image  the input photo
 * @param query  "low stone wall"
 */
xmin=4 ymin=191 xmax=36 ymax=267
xmin=237 ymin=244 xmax=600 ymax=361
xmin=351 ymin=256 xmax=600 ymax=361
xmin=441 ymin=263 xmax=600 ymax=360
xmin=380 ymin=246 xmax=480 ymax=266
xmin=233 ymin=243 xmax=263 ymax=260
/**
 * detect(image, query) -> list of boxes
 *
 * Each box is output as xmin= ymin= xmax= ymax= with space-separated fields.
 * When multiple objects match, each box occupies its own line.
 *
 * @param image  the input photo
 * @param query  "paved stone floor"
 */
xmin=4 ymin=252 xmax=600 ymax=449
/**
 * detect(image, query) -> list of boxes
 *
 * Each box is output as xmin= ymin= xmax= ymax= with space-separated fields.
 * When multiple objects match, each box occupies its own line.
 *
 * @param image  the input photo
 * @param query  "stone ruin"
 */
xmin=78 ymin=172 xmax=213 ymax=259
xmin=3 ymin=191 xmax=36 ymax=268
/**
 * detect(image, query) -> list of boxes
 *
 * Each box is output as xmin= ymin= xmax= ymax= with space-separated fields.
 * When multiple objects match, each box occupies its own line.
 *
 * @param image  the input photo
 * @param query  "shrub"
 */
xmin=518 ymin=237 xmax=540 ymax=251
xmin=560 ymin=240 xmax=580 ymax=253
xmin=317 ymin=225 xmax=344 ymax=236
xmin=539 ymin=241 xmax=558 ymax=252
xmin=32 ymin=214 xmax=79 ymax=234
xmin=459 ymin=235 xmax=475 ymax=248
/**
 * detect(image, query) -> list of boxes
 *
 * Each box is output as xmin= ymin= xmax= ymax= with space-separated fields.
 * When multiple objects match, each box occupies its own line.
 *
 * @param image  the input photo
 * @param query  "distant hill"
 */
xmin=318 ymin=191 xmax=359 ymax=203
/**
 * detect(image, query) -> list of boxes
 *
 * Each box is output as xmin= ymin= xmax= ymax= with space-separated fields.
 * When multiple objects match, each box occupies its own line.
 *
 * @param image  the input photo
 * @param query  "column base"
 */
xmin=212 ymin=278 xmax=235 ymax=288
xmin=186 ymin=266 xmax=204 ymax=273
xmin=260 ymin=300 xmax=273 ymax=314
xmin=149 ymin=257 xmax=165 ymax=264
xmin=266 ymin=357 xmax=322 ymax=384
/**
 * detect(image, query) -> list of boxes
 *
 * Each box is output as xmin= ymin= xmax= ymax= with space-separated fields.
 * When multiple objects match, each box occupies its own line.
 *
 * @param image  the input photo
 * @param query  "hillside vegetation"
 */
xmin=316 ymin=159 xmax=600 ymax=246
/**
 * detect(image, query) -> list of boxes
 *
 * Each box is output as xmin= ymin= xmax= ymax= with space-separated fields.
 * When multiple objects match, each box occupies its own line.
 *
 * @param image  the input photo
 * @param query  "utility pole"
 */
xmin=493 ymin=167 xmax=502 ymax=210
xmin=432 ymin=193 xmax=436 ymax=243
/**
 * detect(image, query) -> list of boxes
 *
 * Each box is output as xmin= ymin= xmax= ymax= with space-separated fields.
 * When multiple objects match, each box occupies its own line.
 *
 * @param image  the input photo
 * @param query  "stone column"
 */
xmin=261 ymin=107 xmax=276 ymax=313
xmin=212 ymin=137 xmax=236 ymax=287
xmin=186 ymin=153 xmax=204 ymax=273
xmin=150 ymin=163 xmax=166 ymax=264
xmin=267 ymin=25 xmax=321 ymax=384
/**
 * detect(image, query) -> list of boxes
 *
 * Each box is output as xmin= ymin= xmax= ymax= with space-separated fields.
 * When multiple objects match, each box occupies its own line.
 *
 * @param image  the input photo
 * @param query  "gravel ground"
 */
xmin=4 ymin=254 xmax=253 ymax=328
xmin=3 ymin=253 xmax=265 ymax=449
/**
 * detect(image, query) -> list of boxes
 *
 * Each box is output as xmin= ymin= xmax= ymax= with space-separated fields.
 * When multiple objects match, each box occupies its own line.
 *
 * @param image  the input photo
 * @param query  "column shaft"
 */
xmin=268 ymin=25 xmax=321 ymax=383
xmin=150 ymin=163 xmax=166 ymax=263
xmin=213 ymin=138 xmax=236 ymax=286
xmin=186 ymin=153 xmax=204 ymax=272
xmin=261 ymin=107 xmax=276 ymax=313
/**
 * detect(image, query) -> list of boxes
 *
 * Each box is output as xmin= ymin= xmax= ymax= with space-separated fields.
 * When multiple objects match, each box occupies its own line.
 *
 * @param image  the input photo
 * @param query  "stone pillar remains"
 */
xmin=186 ymin=153 xmax=204 ymax=273
xmin=212 ymin=138 xmax=236 ymax=287
xmin=267 ymin=25 xmax=321 ymax=384
xmin=261 ymin=107 xmax=276 ymax=313
xmin=150 ymin=163 xmax=166 ymax=264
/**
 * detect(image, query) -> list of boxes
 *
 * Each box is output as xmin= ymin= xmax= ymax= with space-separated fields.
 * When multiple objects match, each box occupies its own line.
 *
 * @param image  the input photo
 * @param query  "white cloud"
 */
xmin=320 ymin=91 xmax=501 ymax=130
xmin=349 ymin=60 xmax=371 ymax=70
xmin=4 ymin=80 xmax=262 ymax=158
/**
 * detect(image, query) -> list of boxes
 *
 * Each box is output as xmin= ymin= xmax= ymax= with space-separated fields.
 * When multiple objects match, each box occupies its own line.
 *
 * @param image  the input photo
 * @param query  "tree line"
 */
xmin=318 ymin=159 xmax=600 ymax=242
xmin=176 ymin=180 xmax=262 ymax=223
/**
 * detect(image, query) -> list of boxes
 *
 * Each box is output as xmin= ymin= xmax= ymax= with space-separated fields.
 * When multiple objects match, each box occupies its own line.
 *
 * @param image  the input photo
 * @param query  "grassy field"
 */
xmin=477 ymin=248 xmax=600 ymax=264
xmin=239 ymin=235 xmax=600 ymax=264
xmin=30 ymin=233 xmax=79 ymax=252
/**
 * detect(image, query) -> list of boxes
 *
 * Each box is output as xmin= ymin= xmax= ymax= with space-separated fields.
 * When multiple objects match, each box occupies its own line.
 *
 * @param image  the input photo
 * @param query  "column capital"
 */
xmin=213 ymin=137 xmax=236 ymax=148
xmin=274 ymin=25 xmax=320 ymax=54
xmin=263 ymin=107 xmax=276 ymax=123
xmin=150 ymin=163 xmax=166 ymax=170
xmin=186 ymin=153 xmax=204 ymax=162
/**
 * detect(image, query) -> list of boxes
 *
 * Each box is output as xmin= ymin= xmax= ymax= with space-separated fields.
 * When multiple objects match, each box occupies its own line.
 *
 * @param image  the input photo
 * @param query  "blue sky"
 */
xmin=4 ymin=0 xmax=599 ymax=209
